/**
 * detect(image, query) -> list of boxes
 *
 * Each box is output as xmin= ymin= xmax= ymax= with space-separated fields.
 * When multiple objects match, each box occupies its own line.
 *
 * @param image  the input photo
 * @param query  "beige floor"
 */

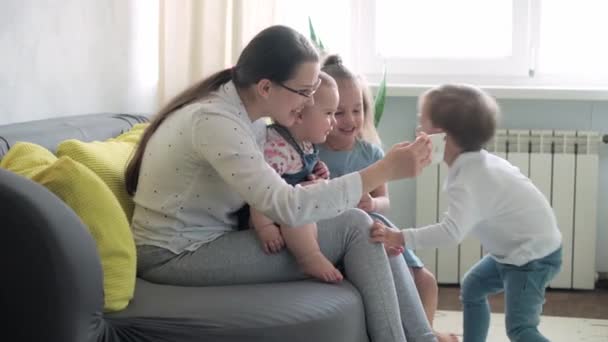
xmin=433 ymin=310 xmax=608 ymax=341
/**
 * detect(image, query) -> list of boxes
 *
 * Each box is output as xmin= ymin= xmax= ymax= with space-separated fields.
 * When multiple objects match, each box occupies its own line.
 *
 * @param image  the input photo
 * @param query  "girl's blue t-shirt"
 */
xmin=318 ymin=139 xmax=384 ymax=178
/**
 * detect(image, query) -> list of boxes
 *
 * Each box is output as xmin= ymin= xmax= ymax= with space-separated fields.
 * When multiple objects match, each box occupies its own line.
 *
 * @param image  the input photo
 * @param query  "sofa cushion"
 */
xmin=56 ymin=123 xmax=148 ymax=221
xmin=0 ymin=142 xmax=57 ymax=178
xmin=0 ymin=113 xmax=148 ymax=160
xmin=103 ymin=278 xmax=368 ymax=342
xmin=1 ymin=143 xmax=136 ymax=312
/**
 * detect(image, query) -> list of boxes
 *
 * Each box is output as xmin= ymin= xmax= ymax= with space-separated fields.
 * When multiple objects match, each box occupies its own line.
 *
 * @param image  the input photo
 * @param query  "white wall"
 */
xmin=0 ymin=0 xmax=158 ymax=124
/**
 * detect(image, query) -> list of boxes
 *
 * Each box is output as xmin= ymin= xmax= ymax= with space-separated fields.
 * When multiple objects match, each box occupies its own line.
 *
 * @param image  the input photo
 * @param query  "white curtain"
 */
xmin=158 ymin=0 xmax=277 ymax=105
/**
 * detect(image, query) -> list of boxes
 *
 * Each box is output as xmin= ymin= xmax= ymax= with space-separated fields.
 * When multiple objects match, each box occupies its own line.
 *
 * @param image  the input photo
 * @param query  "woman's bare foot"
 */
xmin=299 ymin=252 xmax=343 ymax=283
xmin=435 ymin=331 xmax=459 ymax=342
xmin=255 ymin=224 xmax=285 ymax=254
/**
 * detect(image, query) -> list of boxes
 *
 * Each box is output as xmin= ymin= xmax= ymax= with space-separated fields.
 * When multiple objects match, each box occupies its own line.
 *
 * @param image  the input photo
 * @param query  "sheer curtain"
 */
xmin=158 ymin=0 xmax=277 ymax=105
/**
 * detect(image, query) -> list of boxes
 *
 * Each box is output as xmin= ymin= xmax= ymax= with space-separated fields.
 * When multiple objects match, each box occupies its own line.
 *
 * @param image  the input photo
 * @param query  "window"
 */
xmin=538 ymin=0 xmax=608 ymax=81
xmin=273 ymin=0 xmax=355 ymax=66
xmin=375 ymin=1 xmax=513 ymax=59
xmin=275 ymin=0 xmax=608 ymax=88
xmin=358 ymin=0 xmax=531 ymax=79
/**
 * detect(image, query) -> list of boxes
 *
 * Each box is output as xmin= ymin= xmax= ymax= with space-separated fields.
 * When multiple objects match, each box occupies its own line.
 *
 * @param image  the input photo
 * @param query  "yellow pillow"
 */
xmin=0 ymin=142 xmax=57 ymax=178
xmin=56 ymin=123 xmax=148 ymax=221
xmin=1 ymin=143 xmax=136 ymax=312
xmin=112 ymin=123 xmax=148 ymax=144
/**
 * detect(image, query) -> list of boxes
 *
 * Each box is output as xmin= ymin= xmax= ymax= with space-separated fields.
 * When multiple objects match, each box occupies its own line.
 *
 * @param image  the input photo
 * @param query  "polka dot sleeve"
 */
xmin=192 ymin=112 xmax=363 ymax=227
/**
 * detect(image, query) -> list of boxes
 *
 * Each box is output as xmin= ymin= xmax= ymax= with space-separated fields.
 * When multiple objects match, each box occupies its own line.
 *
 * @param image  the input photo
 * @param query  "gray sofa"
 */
xmin=0 ymin=113 xmax=369 ymax=342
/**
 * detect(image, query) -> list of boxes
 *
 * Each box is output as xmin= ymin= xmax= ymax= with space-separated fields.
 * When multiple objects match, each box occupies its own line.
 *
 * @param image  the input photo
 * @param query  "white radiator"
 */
xmin=415 ymin=130 xmax=600 ymax=290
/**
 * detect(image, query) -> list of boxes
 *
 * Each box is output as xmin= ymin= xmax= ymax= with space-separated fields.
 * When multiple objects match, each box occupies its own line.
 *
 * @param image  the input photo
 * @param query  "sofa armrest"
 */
xmin=0 ymin=168 xmax=105 ymax=342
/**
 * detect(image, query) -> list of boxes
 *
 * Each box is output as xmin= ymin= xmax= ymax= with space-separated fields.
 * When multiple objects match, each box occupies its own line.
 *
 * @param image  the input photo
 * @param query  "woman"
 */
xmin=126 ymin=25 xmax=435 ymax=342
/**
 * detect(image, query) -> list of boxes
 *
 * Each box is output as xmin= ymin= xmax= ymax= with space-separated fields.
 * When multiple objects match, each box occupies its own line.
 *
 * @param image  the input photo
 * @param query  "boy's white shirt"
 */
xmin=402 ymin=150 xmax=562 ymax=266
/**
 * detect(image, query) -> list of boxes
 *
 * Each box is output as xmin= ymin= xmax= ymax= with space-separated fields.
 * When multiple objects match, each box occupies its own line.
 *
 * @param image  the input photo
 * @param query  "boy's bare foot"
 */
xmin=299 ymin=252 xmax=343 ymax=283
xmin=435 ymin=331 xmax=459 ymax=342
xmin=255 ymin=224 xmax=285 ymax=254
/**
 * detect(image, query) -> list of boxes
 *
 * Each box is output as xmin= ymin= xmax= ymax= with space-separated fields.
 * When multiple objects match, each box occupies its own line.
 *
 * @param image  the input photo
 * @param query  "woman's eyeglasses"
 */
xmin=277 ymin=78 xmax=322 ymax=98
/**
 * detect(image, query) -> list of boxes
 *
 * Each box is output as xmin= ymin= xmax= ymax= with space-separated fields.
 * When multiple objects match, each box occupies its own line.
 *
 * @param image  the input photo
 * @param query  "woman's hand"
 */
xmin=381 ymin=134 xmax=432 ymax=181
xmin=357 ymin=193 xmax=376 ymax=213
xmin=357 ymin=133 xmax=432 ymax=197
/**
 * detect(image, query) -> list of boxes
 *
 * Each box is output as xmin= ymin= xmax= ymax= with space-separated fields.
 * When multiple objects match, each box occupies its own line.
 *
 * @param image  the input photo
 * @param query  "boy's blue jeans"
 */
xmin=460 ymin=247 xmax=562 ymax=342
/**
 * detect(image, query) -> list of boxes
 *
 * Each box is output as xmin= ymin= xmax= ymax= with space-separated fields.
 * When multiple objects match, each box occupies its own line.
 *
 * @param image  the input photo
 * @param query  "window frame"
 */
xmin=351 ymin=0 xmax=535 ymax=80
xmin=273 ymin=0 xmax=608 ymax=92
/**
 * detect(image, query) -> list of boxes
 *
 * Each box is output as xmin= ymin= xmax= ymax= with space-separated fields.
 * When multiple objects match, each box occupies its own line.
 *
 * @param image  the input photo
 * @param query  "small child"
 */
xmin=247 ymin=71 xmax=343 ymax=283
xmin=319 ymin=55 xmax=457 ymax=342
xmin=371 ymin=84 xmax=563 ymax=342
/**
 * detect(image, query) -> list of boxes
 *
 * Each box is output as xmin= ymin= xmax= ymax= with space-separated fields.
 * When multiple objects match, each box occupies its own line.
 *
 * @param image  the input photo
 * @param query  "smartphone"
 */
xmin=428 ymin=132 xmax=446 ymax=165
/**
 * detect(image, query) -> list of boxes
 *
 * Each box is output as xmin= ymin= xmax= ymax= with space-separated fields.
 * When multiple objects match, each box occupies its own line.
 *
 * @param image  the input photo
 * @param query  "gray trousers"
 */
xmin=137 ymin=209 xmax=436 ymax=342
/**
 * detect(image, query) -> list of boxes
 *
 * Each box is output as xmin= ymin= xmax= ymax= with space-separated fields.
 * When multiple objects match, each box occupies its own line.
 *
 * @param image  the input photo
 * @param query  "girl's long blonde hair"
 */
xmin=322 ymin=55 xmax=381 ymax=146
